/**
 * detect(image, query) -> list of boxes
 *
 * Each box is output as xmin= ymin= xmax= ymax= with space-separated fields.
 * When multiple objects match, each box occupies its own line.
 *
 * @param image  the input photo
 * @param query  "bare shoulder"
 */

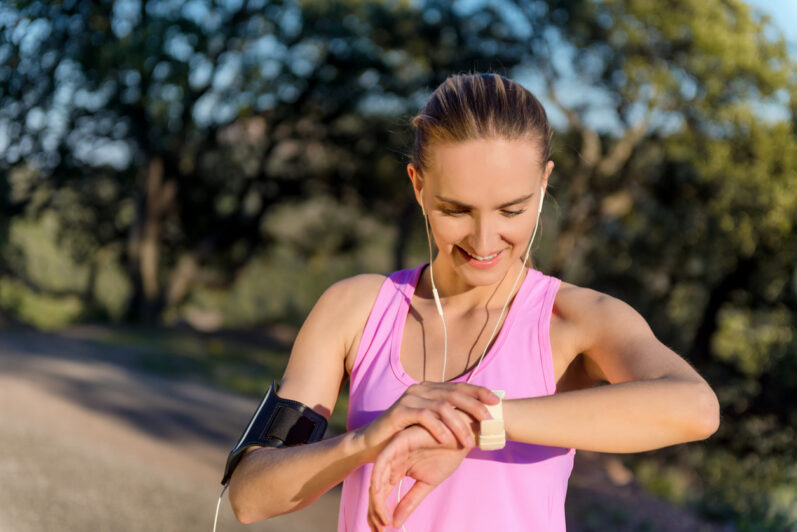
xmin=552 ymin=281 xmax=657 ymax=382
xmin=556 ymin=281 xmax=655 ymax=343
xmin=323 ymin=273 xmax=388 ymax=328
xmin=275 ymin=273 xmax=387 ymax=421
xmin=553 ymin=280 xmax=706 ymax=386
xmin=554 ymin=281 xmax=647 ymax=341
xmin=321 ymin=273 xmax=388 ymax=369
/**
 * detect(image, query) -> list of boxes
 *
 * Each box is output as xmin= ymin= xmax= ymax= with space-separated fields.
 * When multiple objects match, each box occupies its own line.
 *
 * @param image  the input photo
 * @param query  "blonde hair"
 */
xmin=410 ymin=72 xmax=552 ymax=173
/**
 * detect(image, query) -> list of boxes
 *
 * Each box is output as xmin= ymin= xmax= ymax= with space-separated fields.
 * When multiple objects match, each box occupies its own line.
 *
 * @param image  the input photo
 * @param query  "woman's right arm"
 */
xmin=227 ymin=274 xmax=499 ymax=524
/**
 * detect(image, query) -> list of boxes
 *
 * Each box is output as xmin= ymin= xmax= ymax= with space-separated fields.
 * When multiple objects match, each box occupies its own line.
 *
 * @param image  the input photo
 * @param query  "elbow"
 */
xmin=233 ymin=509 xmax=258 ymax=526
xmin=231 ymin=497 xmax=271 ymax=525
xmin=228 ymin=477 xmax=271 ymax=525
xmin=231 ymin=502 xmax=262 ymax=526
xmin=229 ymin=495 xmax=257 ymax=525
xmin=691 ymin=385 xmax=721 ymax=440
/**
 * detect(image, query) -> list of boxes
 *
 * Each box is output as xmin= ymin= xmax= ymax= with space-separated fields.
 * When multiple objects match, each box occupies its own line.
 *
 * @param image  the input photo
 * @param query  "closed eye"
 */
xmin=441 ymin=207 xmax=469 ymax=216
xmin=441 ymin=207 xmax=526 ymax=217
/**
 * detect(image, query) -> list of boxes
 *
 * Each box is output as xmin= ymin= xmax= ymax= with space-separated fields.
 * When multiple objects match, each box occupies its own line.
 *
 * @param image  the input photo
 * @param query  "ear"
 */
xmin=407 ymin=163 xmax=426 ymax=214
xmin=541 ymin=160 xmax=554 ymax=196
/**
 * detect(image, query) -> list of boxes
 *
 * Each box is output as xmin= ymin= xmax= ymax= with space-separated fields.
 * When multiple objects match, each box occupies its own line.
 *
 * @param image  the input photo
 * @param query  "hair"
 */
xmin=409 ymin=72 xmax=553 ymax=174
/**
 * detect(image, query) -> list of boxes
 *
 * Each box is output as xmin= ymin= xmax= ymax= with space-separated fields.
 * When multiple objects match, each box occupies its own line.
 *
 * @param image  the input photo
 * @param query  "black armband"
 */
xmin=221 ymin=380 xmax=328 ymax=486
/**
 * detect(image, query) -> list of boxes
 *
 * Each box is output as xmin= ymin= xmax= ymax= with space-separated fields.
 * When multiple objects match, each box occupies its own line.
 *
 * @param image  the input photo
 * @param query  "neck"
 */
xmin=421 ymin=257 xmax=529 ymax=313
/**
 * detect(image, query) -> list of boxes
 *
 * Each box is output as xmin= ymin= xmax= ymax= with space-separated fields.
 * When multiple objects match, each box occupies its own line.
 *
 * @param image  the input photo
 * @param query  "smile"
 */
xmin=459 ymin=247 xmax=503 ymax=261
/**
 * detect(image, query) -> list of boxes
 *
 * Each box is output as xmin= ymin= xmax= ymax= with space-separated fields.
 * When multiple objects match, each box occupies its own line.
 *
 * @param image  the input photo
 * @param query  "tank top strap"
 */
xmin=349 ymin=264 xmax=426 ymax=391
xmin=534 ymin=272 xmax=562 ymax=395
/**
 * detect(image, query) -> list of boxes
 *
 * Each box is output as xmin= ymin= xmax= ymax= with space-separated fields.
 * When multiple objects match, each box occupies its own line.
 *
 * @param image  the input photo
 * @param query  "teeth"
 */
xmin=462 ymin=248 xmax=500 ymax=261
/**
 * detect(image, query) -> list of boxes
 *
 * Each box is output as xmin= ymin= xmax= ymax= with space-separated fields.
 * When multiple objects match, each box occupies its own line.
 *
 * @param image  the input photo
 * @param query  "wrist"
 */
xmin=348 ymin=426 xmax=382 ymax=464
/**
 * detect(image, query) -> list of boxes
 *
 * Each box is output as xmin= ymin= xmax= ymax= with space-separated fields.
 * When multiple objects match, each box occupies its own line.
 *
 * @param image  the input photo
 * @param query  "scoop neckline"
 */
xmin=390 ymin=263 xmax=539 ymax=386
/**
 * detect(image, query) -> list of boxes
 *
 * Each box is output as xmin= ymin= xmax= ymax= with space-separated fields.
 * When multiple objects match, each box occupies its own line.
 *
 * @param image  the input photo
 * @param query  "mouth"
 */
xmin=456 ymin=246 xmax=504 ymax=269
xmin=457 ymin=246 xmax=504 ymax=263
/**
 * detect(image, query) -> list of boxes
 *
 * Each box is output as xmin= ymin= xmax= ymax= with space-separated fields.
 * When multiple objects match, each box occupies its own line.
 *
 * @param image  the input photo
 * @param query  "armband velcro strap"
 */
xmin=221 ymin=381 xmax=328 ymax=485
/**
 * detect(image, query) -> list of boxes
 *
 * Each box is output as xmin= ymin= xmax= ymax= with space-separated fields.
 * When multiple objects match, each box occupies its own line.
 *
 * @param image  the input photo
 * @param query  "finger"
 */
xmin=475 ymin=385 xmax=501 ymax=405
xmin=435 ymin=382 xmax=499 ymax=402
xmin=368 ymin=477 xmax=386 ymax=528
xmin=367 ymin=510 xmax=381 ymax=532
xmin=370 ymin=464 xmax=389 ymax=527
xmin=371 ymin=459 xmax=391 ymax=526
xmin=373 ymin=452 xmax=399 ymax=527
xmin=369 ymin=513 xmax=385 ymax=532
xmin=393 ymin=480 xmax=436 ymax=528
xmin=435 ymin=401 xmax=475 ymax=448
xmin=414 ymin=408 xmax=456 ymax=445
xmin=438 ymin=391 xmax=493 ymax=422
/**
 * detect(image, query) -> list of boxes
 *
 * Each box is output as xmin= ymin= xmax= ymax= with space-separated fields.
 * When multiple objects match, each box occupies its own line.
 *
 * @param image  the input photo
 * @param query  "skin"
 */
xmin=227 ymin=138 xmax=721 ymax=529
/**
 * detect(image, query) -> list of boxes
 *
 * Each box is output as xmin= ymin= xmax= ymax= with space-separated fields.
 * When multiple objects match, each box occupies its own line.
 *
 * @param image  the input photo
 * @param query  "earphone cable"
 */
xmin=213 ymin=484 xmax=228 ymax=532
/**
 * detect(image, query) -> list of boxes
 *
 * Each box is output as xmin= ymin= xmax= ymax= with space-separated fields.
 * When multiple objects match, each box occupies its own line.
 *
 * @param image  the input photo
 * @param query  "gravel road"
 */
xmin=0 ymin=329 xmax=340 ymax=532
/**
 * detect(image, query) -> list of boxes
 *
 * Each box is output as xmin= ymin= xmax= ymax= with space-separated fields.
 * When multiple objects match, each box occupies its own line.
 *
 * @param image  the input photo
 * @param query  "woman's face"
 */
xmin=407 ymin=138 xmax=553 ymax=288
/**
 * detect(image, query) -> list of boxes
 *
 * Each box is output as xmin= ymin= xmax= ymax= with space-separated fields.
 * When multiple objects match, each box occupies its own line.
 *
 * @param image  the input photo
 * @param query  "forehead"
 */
xmin=425 ymin=138 xmax=543 ymax=202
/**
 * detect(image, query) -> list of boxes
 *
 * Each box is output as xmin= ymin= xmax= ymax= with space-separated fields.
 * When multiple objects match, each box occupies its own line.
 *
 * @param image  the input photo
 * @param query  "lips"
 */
xmin=456 ymin=246 xmax=507 ymax=267
xmin=459 ymin=247 xmax=502 ymax=261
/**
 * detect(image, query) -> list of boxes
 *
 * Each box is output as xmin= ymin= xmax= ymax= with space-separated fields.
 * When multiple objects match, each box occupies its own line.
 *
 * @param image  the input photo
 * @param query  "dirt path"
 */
xmin=0 ymin=329 xmax=339 ymax=532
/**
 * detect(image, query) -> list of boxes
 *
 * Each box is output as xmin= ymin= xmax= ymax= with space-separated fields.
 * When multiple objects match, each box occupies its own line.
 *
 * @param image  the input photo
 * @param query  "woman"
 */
xmin=227 ymin=72 xmax=720 ymax=531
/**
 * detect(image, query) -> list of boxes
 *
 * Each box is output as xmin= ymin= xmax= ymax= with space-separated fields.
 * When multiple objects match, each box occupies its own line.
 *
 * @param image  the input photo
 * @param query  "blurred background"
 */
xmin=1 ymin=0 xmax=795 ymax=530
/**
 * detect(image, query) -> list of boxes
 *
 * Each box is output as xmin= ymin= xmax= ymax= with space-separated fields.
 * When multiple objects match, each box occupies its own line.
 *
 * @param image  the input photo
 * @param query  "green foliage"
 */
xmin=0 ymin=212 xmax=132 ymax=324
xmin=0 ymin=278 xmax=83 ymax=330
xmin=8 ymin=213 xmax=89 ymax=293
xmin=180 ymin=196 xmax=395 ymax=328
xmin=714 ymin=305 xmax=793 ymax=377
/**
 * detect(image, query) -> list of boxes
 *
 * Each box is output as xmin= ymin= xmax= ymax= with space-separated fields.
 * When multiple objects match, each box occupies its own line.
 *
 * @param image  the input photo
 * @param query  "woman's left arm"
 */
xmin=503 ymin=288 xmax=720 ymax=453
xmin=368 ymin=289 xmax=721 ymax=529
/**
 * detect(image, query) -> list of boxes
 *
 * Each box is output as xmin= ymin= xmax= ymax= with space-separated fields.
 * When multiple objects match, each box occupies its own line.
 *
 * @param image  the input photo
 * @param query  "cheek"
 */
xmin=430 ymin=216 xmax=534 ymax=248
xmin=507 ymin=221 xmax=534 ymax=245
xmin=431 ymin=218 xmax=469 ymax=245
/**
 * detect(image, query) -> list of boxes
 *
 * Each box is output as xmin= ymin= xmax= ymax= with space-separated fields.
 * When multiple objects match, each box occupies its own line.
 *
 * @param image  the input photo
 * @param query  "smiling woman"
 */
xmin=224 ymin=72 xmax=720 ymax=532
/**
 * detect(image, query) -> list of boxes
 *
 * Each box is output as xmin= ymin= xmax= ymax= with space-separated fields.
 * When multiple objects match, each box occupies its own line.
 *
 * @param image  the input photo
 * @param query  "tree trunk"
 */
xmin=124 ymin=157 xmax=176 ymax=323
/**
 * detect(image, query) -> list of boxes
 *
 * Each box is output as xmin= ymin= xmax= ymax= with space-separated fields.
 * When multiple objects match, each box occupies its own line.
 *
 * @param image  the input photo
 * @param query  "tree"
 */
xmin=0 ymin=0 xmax=532 ymax=322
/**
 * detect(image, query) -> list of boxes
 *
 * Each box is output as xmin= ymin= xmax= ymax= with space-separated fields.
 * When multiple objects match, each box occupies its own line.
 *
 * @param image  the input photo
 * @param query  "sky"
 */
xmin=745 ymin=0 xmax=797 ymax=46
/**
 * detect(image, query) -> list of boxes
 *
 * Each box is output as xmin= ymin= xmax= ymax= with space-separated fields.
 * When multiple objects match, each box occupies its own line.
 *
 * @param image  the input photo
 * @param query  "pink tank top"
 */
xmin=338 ymin=264 xmax=575 ymax=531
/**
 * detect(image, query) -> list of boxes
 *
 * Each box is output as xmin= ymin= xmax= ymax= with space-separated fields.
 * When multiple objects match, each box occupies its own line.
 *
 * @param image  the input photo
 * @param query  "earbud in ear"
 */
xmin=538 ymin=187 xmax=545 ymax=214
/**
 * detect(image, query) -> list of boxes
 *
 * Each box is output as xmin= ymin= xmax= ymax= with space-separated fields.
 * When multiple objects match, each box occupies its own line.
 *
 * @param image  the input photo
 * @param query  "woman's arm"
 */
xmin=228 ymin=275 xmax=498 ymax=524
xmin=503 ymin=378 xmax=717 ymax=452
xmin=229 ymin=427 xmax=374 ymax=524
xmin=227 ymin=275 xmax=380 ymax=523
xmin=480 ymin=287 xmax=719 ymax=452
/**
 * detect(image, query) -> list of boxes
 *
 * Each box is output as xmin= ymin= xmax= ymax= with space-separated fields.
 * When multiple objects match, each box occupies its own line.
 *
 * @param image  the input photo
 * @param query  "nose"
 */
xmin=469 ymin=214 xmax=501 ymax=255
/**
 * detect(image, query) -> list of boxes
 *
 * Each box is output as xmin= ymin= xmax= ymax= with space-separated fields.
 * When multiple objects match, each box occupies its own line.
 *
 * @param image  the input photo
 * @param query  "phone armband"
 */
xmin=221 ymin=381 xmax=328 ymax=485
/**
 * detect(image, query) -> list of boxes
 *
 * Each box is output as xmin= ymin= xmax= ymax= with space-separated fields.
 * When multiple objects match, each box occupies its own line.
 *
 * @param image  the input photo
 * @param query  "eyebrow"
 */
xmin=434 ymin=192 xmax=535 ymax=209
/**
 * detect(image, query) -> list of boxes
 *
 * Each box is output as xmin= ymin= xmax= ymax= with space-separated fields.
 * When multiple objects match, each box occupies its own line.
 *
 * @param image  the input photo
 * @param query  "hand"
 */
xmin=368 ymin=411 xmax=478 ymax=531
xmin=359 ymin=382 xmax=498 ymax=461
